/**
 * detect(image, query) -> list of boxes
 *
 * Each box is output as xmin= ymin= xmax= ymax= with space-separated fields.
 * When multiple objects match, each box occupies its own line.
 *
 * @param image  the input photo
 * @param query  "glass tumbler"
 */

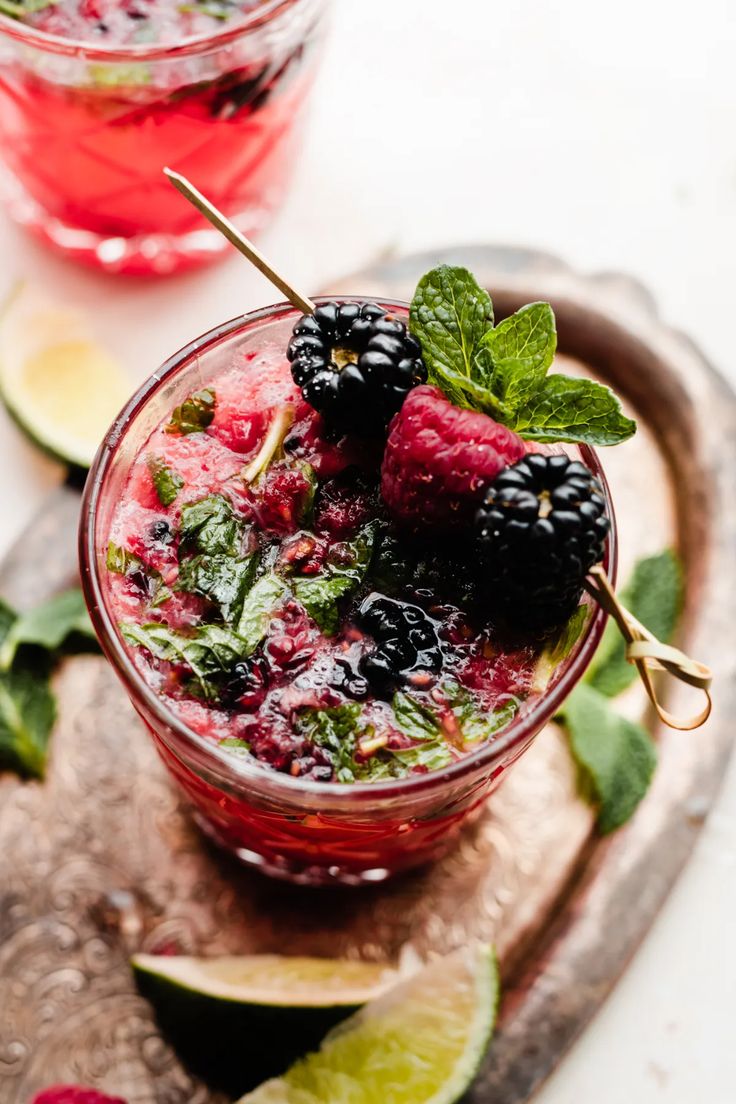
xmin=80 ymin=299 xmax=615 ymax=885
xmin=0 ymin=0 xmax=327 ymax=274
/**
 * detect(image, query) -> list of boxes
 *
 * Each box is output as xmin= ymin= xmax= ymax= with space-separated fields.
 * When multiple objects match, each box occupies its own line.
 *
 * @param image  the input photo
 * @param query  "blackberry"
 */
xmin=221 ymin=656 xmax=269 ymax=712
xmin=149 ymin=518 xmax=174 ymax=545
xmin=358 ymin=594 xmax=443 ymax=693
xmin=476 ymin=454 xmax=610 ymax=629
xmin=287 ymin=301 xmax=426 ymax=433
xmin=330 ymin=657 xmax=370 ymax=700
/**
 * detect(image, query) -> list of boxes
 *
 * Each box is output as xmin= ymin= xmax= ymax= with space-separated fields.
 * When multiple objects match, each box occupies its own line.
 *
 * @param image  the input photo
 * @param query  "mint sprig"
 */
xmin=410 ymin=265 xmax=636 ymax=447
xmin=120 ymin=620 xmax=250 ymax=697
xmin=0 ymin=589 xmax=99 ymax=779
xmin=556 ymin=550 xmax=682 ymax=832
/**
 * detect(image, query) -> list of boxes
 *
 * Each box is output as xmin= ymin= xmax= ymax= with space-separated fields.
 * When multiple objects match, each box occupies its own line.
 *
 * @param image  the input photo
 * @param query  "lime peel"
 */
xmin=0 ymin=283 xmax=131 ymax=469
xmin=131 ymin=952 xmax=397 ymax=1008
xmin=238 ymin=944 xmax=499 ymax=1104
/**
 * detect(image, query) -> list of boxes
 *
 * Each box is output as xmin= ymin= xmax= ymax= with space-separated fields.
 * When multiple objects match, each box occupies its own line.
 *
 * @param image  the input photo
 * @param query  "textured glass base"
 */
xmin=1 ymin=170 xmax=273 ymax=276
xmin=192 ymin=812 xmax=394 ymax=887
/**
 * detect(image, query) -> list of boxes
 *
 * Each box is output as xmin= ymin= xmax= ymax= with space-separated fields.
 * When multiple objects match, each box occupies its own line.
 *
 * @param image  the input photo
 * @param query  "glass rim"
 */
xmin=0 ymin=0 xmax=310 ymax=62
xmin=79 ymin=296 xmax=617 ymax=806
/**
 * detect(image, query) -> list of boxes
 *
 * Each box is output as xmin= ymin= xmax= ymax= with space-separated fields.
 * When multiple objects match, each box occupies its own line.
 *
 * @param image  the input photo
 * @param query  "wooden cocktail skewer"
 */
xmin=164 ymin=168 xmax=315 ymax=316
xmin=164 ymin=168 xmax=714 ymax=732
xmin=584 ymin=567 xmax=712 ymax=730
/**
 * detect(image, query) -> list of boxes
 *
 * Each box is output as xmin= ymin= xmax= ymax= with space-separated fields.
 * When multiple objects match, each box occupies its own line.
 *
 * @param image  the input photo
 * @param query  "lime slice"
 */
xmin=0 ymin=284 xmax=130 ymax=468
xmin=131 ymin=953 xmax=397 ymax=1096
xmin=238 ymin=944 xmax=499 ymax=1104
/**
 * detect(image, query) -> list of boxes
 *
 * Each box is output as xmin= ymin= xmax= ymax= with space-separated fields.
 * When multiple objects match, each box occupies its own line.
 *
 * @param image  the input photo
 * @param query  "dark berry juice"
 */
xmin=83 ymin=301 xmax=608 ymax=883
xmin=0 ymin=0 xmax=326 ymax=274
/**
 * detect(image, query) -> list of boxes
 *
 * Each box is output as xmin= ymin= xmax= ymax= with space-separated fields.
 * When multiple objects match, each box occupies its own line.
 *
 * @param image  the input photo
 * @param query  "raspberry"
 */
xmin=248 ymin=464 xmax=313 ymax=534
xmin=315 ymin=469 xmax=376 ymax=538
xmin=380 ymin=386 xmax=525 ymax=530
xmin=32 ymin=1088 xmax=127 ymax=1104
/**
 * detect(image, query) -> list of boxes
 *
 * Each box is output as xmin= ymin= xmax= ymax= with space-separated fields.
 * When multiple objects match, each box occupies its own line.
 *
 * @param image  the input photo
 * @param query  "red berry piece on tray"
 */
xmin=31 ymin=1087 xmax=127 ymax=1104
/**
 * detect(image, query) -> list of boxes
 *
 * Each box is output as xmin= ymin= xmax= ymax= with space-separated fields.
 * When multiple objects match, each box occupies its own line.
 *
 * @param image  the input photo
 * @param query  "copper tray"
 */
xmin=1 ymin=247 xmax=734 ymax=1103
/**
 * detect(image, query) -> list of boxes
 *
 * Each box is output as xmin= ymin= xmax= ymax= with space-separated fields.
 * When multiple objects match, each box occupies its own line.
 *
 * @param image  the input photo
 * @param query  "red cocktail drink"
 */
xmin=80 ymin=300 xmax=614 ymax=885
xmin=0 ymin=0 xmax=326 ymax=274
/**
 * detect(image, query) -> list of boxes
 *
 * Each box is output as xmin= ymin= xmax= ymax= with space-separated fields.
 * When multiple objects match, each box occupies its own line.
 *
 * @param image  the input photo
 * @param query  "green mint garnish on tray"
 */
xmin=166 ymin=387 xmax=216 ymax=436
xmin=0 ymin=588 xmax=94 ymax=671
xmin=410 ymin=266 xmax=636 ymax=446
xmin=561 ymin=684 xmax=657 ymax=833
xmin=556 ymin=549 xmax=683 ymax=832
xmin=0 ymin=590 xmax=98 ymax=779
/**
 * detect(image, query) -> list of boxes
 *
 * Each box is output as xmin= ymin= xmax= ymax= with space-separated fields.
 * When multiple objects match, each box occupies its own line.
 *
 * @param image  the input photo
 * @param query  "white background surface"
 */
xmin=1 ymin=1 xmax=735 ymax=1099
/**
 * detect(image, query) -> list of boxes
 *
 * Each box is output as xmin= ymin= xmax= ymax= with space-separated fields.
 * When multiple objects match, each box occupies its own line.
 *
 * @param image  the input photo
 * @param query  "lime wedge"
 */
xmin=238 ymin=944 xmax=499 ymax=1104
xmin=0 ymin=284 xmax=130 ymax=468
xmin=131 ymin=953 xmax=397 ymax=1096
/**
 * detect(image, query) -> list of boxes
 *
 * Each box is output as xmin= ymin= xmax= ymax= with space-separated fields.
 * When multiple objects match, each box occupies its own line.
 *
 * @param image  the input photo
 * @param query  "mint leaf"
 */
xmin=0 ymin=666 xmax=56 ymax=779
xmin=297 ymin=703 xmax=364 ymax=782
xmin=549 ymin=604 xmax=590 ymax=664
xmin=0 ymin=590 xmax=94 ymax=672
xmin=442 ymin=681 xmax=518 ymax=746
xmin=392 ymin=691 xmax=454 ymax=771
xmin=510 ymin=374 xmax=636 ymax=446
xmin=0 ymin=0 xmax=56 ymax=19
xmin=0 ymin=599 xmax=16 ymax=645
xmin=297 ymin=463 xmax=318 ymax=526
xmin=561 ymin=683 xmax=657 ymax=833
xmin=107 ymin=541 xmax=142 ymax=574
xmin=587 ymin=550 xmax=682 ymax=698
xmin=219 ymin=736 xmax=251 ymax=757
xmin=148 ymin=457 xmax=184 ymax=507
xmin=410 ymin=266 xmax=496 ymax=409
xmin=392 ymin=691 xmax=441 ymax=740
xmin=477 ymin=302 xmax=556 ymax=409
xmin=409 ymin=265 xmax=636 ymax=447
xmin=120 ymin=621 xmax=248 ymax=695
xmin=236 ymin=573 xmax=288 ymax=655
xmin=180 ymin=494 xmax=243 ymax=556
xmin=294 ymin=524 xmax=377 ymax=635
xmin=107 ymin=542 xmax=170 ymax=607
xmin=178 ymin=552 xmax=258 ymax=623
xmin=166 ymin=388 xmax=216 ymax=435
xmin=178 ymin=0 xmax=239 ymax=19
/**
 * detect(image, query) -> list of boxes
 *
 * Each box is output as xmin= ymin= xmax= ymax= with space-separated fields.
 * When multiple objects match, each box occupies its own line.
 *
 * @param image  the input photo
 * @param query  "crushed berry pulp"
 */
xmin=104 ymin=346 xmax=582 ymax=787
